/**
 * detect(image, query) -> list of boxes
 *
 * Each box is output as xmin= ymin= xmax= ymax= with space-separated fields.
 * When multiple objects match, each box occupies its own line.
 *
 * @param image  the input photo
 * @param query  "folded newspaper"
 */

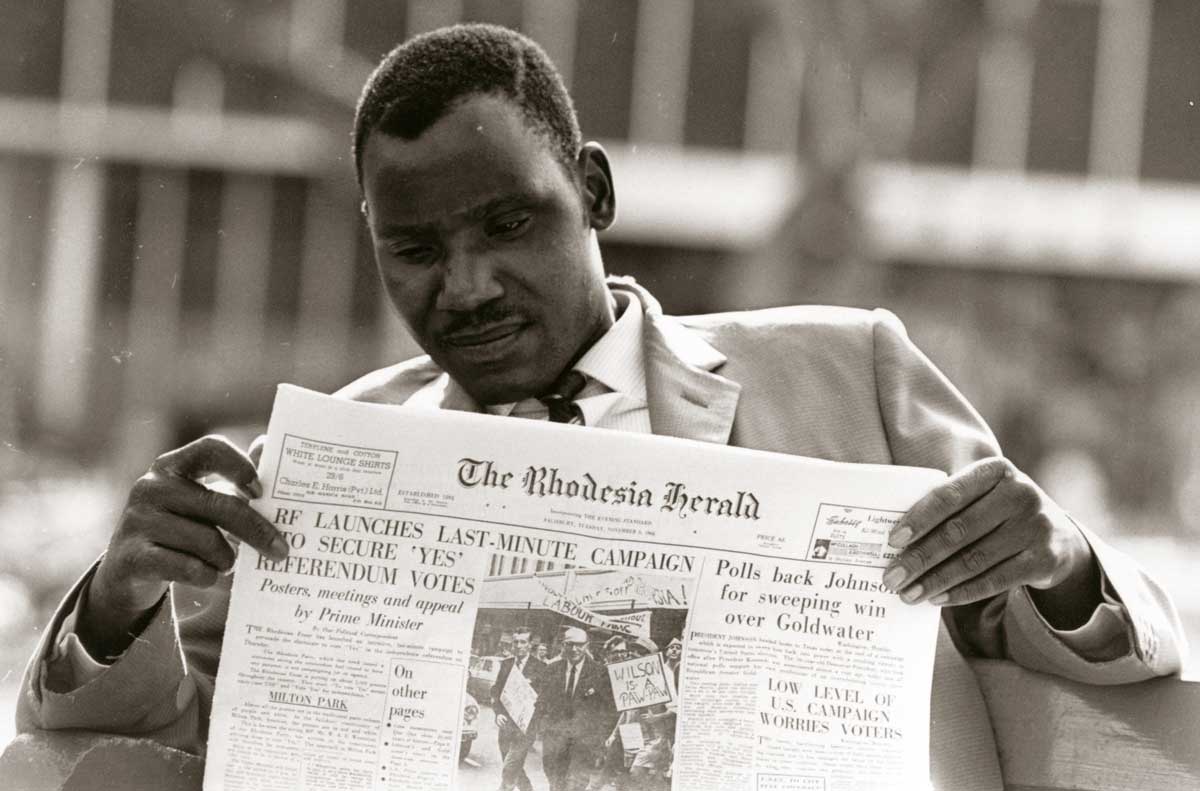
xmin=204 ymin=385 xmax=945 ymax=791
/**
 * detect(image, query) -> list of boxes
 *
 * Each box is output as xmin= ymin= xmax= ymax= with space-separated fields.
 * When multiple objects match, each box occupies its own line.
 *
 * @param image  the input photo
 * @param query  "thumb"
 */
xmin=249 ymin=434 xmax=267 ymax=466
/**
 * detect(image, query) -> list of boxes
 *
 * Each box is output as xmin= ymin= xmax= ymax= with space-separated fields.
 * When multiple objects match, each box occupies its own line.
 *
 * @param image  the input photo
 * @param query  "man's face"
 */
xmin=361 ymin=93 xmax=613 ymax=404
xmin=666 ymin=643 xmax=681 ymax=660
xmin=563 ymin=639 xmax=586 ymax=663
xmin=513 ymin=633 xmax=530 ymax=659
xmin=535 ymin=644 xmax=548 ymax=660
xmin=607 ymin=642 xmax=630 ymax=663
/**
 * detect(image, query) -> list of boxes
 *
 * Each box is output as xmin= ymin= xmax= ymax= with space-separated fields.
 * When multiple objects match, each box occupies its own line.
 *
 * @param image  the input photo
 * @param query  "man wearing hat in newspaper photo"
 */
xmin=629 ymin=636 xmax=676 ymax=791
xmin=534 ymin=628 xmax=617 ymax=791
xmin=591 ymin=636 xmax=676 ymax=791
xmin=491 ymin=629 xmax=547 ymax=791
xmin=590 ymin=636 xmax=639 ymax=791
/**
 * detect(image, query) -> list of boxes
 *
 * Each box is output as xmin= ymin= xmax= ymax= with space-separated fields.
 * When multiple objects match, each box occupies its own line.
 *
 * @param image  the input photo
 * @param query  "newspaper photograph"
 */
xmin=203 ymin=385 xmax=945 ymax=791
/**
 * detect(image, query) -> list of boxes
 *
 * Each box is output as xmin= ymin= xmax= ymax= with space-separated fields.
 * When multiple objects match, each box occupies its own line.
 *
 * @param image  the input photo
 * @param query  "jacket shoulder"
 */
xmin=677 ymin=305 xmax=905 ymax=355
xmin=671 ymin=305 xmax=917 ymax=460
xmin=332 ymin=356 xmax=442 ymax=404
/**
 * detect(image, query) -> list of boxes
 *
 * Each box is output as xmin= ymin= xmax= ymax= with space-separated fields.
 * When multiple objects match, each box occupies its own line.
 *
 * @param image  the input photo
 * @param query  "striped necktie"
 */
xmin=540 ymin=370 xmax=586 ymax=425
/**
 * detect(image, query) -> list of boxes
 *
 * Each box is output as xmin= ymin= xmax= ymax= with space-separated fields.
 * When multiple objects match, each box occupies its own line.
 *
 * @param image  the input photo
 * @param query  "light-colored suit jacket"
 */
xmin=18 ymin=278 xmax=1186 ymax=791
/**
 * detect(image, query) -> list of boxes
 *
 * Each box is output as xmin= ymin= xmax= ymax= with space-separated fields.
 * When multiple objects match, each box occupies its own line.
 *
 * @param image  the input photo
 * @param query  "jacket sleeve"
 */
xmin=870 ymin=309 xmax=1188 ymax=682
xmin=16 ymin=559 xmax=228 ymax=755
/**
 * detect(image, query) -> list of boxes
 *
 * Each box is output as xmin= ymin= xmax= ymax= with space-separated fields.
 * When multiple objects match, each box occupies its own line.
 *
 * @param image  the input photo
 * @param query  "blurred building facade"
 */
xmin=1 ymin=0 xmax=1199 ymax=690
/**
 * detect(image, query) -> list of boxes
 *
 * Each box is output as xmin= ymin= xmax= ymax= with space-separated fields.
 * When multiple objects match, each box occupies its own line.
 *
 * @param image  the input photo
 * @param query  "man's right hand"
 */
xmin=77 ymin=435 xmax=289 ymax=661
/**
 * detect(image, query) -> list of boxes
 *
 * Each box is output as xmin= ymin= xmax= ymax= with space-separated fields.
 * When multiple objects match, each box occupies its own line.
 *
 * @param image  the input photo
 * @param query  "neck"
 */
xmin=554 ymin=291 xmax=620 ymax=384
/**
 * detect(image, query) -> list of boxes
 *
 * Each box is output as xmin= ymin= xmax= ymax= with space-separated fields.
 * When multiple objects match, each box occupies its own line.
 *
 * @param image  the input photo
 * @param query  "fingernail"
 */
xmin=900 ymin=584 xmax=924 ymax=603
xmin=889 ymin=526 xmax=912 ymax=548
xmin=928 ymin=593 xmax=949 ymax=606
xmin=882 ymin=566 xmax=906 ymax=590
xmin=269 ymin=535 xmax=289 ymax=560
xmin=248 ymin=479 xmax=264 ymax=499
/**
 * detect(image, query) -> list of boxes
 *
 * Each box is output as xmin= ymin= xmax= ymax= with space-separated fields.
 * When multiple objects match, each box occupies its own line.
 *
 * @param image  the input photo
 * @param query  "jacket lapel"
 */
xmin=610 ymin=279 xmax=741 ymax=445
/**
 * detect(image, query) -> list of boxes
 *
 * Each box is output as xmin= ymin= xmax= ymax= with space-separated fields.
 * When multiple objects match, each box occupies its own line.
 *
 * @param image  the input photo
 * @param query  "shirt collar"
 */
xmin=572 ymin=289 xmax=646 ymax=403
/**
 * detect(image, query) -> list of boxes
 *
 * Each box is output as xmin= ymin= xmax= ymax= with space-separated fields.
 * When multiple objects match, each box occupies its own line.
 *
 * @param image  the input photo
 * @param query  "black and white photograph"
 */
xmin=461 ymin=566 xmax=689 ymax=791
xmin=1 ymin=2 xmax=1197 ymax=790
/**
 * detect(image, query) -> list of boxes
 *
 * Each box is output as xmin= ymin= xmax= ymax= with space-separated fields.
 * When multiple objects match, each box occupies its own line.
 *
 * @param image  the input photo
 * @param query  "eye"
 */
xmin=388 ymin=243 xmax=438 ymax=266
xmin=488 ymin=214 xmax=531 ymax=239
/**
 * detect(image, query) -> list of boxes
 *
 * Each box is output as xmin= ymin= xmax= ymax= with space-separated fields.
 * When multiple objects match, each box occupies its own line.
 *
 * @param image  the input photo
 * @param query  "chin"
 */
xmin=460 ymin=367 xmax=554 ymax=406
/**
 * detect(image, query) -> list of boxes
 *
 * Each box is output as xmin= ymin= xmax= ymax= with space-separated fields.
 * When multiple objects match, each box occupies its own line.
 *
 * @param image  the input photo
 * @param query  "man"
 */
xmin=592 ymin=636 xmax=636 ymax=791
xmin=593 ymin=636 xmax=671 ymax=791
xmin=533 ymin=628 xmax=617 ymax=791
xmin=17 ymin=23 xmax=1186 ymax=791
xmin=490 ymin=629 xmax=546 ymax=791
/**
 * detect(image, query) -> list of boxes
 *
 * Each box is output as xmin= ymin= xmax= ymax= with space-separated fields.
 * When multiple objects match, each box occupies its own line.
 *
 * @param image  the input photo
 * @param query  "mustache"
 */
xmin=440 ymin=302 xmax=522 ymax=335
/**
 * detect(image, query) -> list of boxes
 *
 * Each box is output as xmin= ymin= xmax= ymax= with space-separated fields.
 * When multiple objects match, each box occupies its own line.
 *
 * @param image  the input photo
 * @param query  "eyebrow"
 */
xmin=376 ymin=193 xmax=537 ymax=239
xmin=466 ymin=192 xmax=535 ymax=221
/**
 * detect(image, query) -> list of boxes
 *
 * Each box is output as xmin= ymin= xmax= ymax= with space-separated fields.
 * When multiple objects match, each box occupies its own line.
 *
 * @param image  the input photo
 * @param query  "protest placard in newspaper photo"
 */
xmin=465 ymin=566 xmax=691 ymax=791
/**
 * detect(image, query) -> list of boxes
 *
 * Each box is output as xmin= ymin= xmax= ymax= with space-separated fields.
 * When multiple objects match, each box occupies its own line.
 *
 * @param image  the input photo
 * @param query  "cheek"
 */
xmin=382 ymin=272 xmax=438 ymax=328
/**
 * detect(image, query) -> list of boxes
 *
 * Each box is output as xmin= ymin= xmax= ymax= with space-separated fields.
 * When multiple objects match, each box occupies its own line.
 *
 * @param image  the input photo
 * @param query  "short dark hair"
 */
xmin=353 ymin=24 xmax=581 ymax=187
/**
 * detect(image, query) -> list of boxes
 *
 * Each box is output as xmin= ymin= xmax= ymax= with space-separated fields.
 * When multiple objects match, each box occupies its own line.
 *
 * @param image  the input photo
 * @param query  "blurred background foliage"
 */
xmin=2 ymin=0 xmax=1198 ymax=738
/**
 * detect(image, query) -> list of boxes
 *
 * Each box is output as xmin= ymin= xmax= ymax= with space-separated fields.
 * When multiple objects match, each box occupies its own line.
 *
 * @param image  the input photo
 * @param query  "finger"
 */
xmin=152 ymin=435 xmax=263 ymax=499
xmin=925 ymin=552 xmax=1040 ymax=606
xmin=140 ymin=545 xmax=223 ymax=589
xmin=889 ymin=457 xmax=1011 ymax=548
xmin=883 ymin=481 xmax=1017 ymax=592
xmin=146 ymin=511 xmax=238 ymax=572
xmin=893 ymin=522 xmax=1027 ymax=603
xmin=154 ymin=478 xmax=287 ymax=560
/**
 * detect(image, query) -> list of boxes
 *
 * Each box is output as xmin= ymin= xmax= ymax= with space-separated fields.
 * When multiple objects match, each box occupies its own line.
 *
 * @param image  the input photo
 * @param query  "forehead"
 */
xmin=361 ymin=94 xmax=570 ymax=224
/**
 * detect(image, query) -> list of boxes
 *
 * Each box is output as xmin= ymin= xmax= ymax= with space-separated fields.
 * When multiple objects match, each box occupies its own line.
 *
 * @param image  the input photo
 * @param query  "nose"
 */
xmin=435 ymin=246 xmax=504 ymax=312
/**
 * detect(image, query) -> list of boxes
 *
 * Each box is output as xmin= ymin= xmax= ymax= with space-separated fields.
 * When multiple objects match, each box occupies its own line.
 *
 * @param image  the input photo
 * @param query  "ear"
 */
xmin=577 ymin=142 xmax=616 ymax=231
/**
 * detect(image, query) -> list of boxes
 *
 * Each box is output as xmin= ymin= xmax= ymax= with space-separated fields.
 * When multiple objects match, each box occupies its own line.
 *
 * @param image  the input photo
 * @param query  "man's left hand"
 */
xmin=882 ymin=457 xmax=1099 ymax=623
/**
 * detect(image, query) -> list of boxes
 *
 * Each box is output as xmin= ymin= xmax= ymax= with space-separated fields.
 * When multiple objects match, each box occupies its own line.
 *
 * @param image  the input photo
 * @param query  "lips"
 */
xmin=442 ymin=320 xmax=527 ymax=348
